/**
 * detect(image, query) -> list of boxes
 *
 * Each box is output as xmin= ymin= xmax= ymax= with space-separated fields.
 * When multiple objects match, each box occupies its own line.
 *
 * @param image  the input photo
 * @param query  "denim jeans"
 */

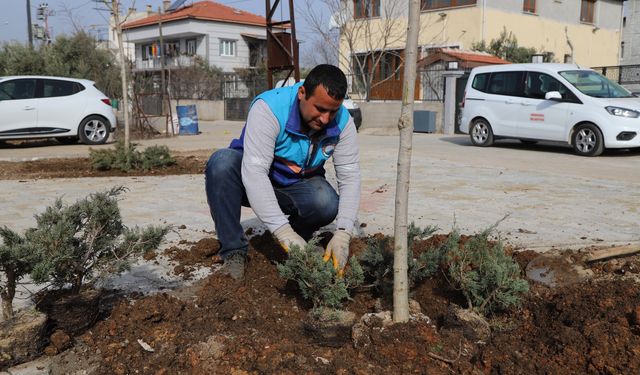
xmin=204 ymin=148 xmax=339 ymax=259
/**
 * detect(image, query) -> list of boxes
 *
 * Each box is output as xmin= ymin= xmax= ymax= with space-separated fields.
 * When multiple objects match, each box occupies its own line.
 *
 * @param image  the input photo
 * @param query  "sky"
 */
xmin=0 ymin=0 xmax=330 ymax=63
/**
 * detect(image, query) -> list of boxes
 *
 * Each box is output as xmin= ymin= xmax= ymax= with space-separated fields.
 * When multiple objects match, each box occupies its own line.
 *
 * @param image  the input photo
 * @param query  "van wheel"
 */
xmin=572 ymin=123 xmax=604 ymax=156
xmin=79 ymin=116 xmax=110 ymax=145
xmin=470 ymin=119 xmax=494 ymax=147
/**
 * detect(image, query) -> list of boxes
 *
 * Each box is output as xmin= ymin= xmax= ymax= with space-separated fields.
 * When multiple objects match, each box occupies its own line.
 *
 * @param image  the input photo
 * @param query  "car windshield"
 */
xmin=559 ymin=70 xmax=633 ymax=98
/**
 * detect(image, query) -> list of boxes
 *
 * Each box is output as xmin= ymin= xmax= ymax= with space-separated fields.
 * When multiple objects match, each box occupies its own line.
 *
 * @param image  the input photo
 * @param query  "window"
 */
xmin=523 ymin=0 xmax=536 ymax=13
xmin=471 ymin=73 xmax=489 ymax=92
xmin=0 ymin=79 xmax=37 ymax=101
xmin=186 ymin=39 xmax=197 ymax=55
xmin=354 ymin=0 xmax=380 ymax=19
xmin=220 ymin=39 xmax=236 ymax=57
xmin=487 ymin=71 xmax=524 ymax=96
xmin=164 ymin=41 xmax=180 ymax=57
xmin=421 ymin=0 xmax=476 ymax=11
xmin=524 ymin=72 xmax=577 ymax=101
xmin=580 ymin=0 xmax=596 ymax=24
xmin=42 ymin=79 xmax=82 ymax=98
xmin=621 ymin=41 xmax=625 ymax=59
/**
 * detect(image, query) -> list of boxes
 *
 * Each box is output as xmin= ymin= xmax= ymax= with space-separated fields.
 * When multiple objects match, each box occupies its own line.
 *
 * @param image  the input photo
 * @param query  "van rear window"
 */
xmin=471 ymin=73 xmax=489 ymax=92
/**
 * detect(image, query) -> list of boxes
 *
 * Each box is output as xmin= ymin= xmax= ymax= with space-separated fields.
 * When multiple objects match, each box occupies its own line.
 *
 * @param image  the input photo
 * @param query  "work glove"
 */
xmin=273 ymin=224 xmax=307 ymax=253
xmin=323 ymin=229 xmax=351 ymax=274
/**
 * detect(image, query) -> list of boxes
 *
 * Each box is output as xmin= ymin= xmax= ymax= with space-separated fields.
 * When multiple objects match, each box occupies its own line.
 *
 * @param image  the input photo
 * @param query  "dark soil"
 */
xmin=0 ymin=152 xmax=208 ymax=180
xmin=59 ymin=234 xmax=640 ymax=374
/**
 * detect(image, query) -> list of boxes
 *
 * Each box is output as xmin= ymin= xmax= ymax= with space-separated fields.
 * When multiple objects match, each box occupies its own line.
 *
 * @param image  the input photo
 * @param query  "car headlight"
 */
xmin=605 ymin=106 xmax=640 ymax=118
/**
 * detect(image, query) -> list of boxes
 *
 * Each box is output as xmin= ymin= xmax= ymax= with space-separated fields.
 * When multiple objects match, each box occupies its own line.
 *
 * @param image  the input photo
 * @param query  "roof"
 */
xmin=418 ymin=48 xmax=510 ymax=68
xmin=122 ymin=1 xmax=268 ymax=30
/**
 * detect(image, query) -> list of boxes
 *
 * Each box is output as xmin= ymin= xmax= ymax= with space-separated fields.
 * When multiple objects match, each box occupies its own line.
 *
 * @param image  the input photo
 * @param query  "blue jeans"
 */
xmin=204 ymin=148 xmax=339 ymax=260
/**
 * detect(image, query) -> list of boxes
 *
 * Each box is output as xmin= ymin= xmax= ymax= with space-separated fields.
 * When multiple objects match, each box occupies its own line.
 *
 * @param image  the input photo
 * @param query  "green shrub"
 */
xmin=446 ymin=227 xmax=529 ymax=315
xmin=277 ymin=241 xmax=364 ymax=312
xmin=28 ymin=186 xmax=169 ymax=294
xmin=358 ymin=223 xmax=440 ymax=295
xmin=90 ymin=141 xmax=176 ymax=172
xmin=0 ymin=227 xmax=39 ymax=319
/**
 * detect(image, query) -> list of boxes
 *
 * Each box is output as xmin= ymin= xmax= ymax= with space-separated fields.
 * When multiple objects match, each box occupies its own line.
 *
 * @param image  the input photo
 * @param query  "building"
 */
xmin=343 ymin=0 xmax=624 ymax=100
xmin=121 ymin=1 xmax=268 ymax=76
xmin=621 ymin=0 xmax=640 ymax=65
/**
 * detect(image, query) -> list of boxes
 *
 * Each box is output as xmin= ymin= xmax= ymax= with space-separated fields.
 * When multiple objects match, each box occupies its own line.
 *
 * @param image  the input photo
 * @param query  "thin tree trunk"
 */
xmin=393 ymin=0 xmax=421 ymax=323
xmin=1 ymin=269 xmax=16 ymax=319
xmin=111 ymin=0 xmax=131 ymax=152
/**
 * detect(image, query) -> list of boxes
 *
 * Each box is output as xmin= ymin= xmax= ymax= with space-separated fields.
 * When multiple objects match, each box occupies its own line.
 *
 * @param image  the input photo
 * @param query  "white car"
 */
xmin=0 ymin=75 xmax=116 ymax=145
xmin=460 ymin=63 xmax=640 ymax=156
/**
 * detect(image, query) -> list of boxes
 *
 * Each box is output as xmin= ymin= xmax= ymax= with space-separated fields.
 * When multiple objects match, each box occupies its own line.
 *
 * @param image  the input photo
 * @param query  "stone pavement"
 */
xmin=1 ymin=120 xmax=639 ymax=252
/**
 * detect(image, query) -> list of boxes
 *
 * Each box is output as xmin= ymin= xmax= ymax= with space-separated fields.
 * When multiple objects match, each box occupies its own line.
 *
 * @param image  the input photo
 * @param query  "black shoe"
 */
xmin=223 ymin=253 xmax=246 ymax=280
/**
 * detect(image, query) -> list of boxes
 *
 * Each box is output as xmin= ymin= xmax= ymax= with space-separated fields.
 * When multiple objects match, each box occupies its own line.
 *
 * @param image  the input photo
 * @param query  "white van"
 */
xmin=460 ymin=63 xmax=640 ymax=156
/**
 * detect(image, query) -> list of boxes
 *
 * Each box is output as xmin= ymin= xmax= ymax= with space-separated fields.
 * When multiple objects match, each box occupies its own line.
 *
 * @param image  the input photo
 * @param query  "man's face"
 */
xmin=297 ymin=85 xmax=343 ymax=132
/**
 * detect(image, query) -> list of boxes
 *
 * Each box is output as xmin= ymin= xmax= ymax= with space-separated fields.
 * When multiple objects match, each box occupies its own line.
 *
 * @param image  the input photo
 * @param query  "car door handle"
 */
xmin=23 ymin=106 xmax=35 ymax=110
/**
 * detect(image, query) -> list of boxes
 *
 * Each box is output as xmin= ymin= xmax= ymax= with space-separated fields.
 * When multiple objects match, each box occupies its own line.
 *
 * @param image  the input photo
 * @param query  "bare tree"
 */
xmin=100 ymin=1 xmax=133 ymax=151
xmin=300 ymin=0 xmax=406 ymax=100
xmin=393 ymin=0 xmax=421 ymax=323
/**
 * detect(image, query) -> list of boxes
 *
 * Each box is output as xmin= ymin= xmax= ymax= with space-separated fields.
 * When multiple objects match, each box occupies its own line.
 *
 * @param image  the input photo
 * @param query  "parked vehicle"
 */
xmin=0 ymin=76 xmax=116 ymax=145
xmin=460 ymin=63 xmax=640 ymax=156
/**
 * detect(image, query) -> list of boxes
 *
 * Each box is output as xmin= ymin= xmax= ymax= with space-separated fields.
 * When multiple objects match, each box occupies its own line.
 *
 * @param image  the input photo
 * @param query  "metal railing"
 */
xmin=592 ymin=64 xmax=640 ymax=85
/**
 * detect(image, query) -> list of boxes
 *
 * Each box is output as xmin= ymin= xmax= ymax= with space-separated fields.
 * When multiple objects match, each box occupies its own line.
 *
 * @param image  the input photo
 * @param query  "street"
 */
xmin=1 ymin=120 xmax=639 ymax=251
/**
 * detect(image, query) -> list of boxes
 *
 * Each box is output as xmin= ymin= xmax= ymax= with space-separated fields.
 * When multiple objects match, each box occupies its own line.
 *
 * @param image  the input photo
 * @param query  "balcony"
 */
xmin=134 ymin=55 xmax=196 ymax=71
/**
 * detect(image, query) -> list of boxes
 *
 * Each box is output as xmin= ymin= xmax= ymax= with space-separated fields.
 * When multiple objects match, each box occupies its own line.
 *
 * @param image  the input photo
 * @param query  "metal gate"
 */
xmin=224 ymin=98 xmax=252 ymax=121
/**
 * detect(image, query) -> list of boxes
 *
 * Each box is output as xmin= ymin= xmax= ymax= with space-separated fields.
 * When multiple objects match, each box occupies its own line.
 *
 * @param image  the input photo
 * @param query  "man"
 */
xmin=204 ymin=64 xmax=361 ymax=280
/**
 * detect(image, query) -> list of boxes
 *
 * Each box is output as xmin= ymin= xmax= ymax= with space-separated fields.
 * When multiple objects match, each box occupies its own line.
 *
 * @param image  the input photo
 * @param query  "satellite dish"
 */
xmin=166 ymin=0 xmax=188 ymax=12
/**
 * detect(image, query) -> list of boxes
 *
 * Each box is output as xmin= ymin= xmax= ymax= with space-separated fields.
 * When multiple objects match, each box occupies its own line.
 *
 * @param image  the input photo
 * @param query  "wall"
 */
xmin=357 ymin=101 xmax=444 ymax=134
xmin=621 ymin=0 xmax=640 ymax=65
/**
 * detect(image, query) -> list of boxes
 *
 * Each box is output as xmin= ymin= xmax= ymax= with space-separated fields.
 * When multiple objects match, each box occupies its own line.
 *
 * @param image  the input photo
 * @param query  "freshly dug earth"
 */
xmin=55 ymin=234 xmax=640 ymax=374
xmin=0 ymin=152 xmax=209 ymax=180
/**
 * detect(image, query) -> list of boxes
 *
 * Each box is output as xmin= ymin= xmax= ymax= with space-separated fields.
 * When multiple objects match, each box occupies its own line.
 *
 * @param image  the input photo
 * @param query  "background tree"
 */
xmin=300 ymin=0 xmax=407 ymax=100
xmin=472 ymin=27 xmax=541 ymax=63
xmin=393 ymin=0 xmax=421 ymax=323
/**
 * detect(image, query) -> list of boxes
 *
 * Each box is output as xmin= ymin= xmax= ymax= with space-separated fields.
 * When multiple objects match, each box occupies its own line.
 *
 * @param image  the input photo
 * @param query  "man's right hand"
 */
xmin=273 ymin=224 xmax=307 ymax=253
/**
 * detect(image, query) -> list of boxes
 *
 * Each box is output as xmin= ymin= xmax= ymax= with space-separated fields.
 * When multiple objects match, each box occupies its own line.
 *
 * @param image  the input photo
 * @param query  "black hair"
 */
xmin=302 ymin=64 xmax=347 ymax=100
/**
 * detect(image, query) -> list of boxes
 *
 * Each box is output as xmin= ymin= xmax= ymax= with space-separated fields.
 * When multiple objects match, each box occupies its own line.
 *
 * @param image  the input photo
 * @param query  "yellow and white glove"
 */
xmin=323 ymin=229 xmax=351 ymax=273
xmin=273 ymin=224 xmax=307 ymax=253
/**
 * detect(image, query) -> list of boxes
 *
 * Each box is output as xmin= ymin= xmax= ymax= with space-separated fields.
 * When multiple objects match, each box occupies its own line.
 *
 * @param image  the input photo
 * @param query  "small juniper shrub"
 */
xmin=90 ymin=141 xmax=176 ymax=172
xmin=277 ymin=240 xmax=364 ymax=313
xmin=0 ymin=227 xmax=39 ymax=319
xmin=446 ymin=226 xmax=529 ymax=315
xmin=358 ymin=223 xmax=441 ymax=296
xmin=28 ymin=186 xmax=169 ymax=294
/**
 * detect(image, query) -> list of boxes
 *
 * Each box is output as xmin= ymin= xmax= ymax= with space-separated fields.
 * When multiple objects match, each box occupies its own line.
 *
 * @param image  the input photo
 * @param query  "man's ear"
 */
xmin=297 ymin=86 xmax=305 ymax=100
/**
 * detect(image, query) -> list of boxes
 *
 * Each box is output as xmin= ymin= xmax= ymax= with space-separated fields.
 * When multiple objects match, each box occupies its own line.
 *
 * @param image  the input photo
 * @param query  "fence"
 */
xmin=592 ymin=64 xmax=640 ymax=86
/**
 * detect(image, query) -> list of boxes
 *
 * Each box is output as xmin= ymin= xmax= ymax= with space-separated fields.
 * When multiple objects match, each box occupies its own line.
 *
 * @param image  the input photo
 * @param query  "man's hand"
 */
xmin=323 ymin=229 xmax=351 ymax=273
xmin=273 ymin=224 xmax=307 ymax=253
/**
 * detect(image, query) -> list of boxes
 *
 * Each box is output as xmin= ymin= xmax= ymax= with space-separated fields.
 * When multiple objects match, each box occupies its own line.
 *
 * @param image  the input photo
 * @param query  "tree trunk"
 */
xmin=112 ymin=0 xmax=131 ymax=152
xmin=393 ymin=0 xmax=421 ymax=323
xmin=71 ymin=271 xmax=84 ymax=295
xmin=1 ymin=269 xmax=16 ymax=320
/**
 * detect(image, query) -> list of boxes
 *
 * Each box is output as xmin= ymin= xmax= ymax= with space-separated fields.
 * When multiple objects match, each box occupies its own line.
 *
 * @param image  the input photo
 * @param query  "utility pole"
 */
xmin=26 ymin=0 xmax=33 ymax=48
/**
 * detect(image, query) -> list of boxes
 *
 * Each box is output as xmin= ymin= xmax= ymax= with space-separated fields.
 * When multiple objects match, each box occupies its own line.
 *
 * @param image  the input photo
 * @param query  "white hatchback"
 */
xmin=0 ymin=75 xmax=116 ymax=145
xmin=460 ymin=63 xmax=640 ymax=156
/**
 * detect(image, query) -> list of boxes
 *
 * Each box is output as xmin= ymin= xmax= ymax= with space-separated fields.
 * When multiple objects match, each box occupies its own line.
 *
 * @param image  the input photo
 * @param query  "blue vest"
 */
xmin=230 ymin=82 xmax=351 ymax=186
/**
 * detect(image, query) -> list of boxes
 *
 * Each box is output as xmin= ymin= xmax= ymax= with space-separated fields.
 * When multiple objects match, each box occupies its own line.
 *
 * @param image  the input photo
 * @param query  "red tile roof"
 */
xmin=122 ymin=1 xmax=268 ymax=30
xmin=439 ymin=49 xmax=510 ymax=65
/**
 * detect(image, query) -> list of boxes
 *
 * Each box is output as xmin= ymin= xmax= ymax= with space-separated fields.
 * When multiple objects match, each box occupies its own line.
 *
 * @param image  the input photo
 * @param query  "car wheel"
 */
xmin=79 ymin=116 xmax=110 ymax=145
xmin=56 ymin=136 xmax=79 ymax=145
xmin=572 ymin=123 xmax=604 ymax=156
xmin=469 ymin=118 xmax=494 ymax=147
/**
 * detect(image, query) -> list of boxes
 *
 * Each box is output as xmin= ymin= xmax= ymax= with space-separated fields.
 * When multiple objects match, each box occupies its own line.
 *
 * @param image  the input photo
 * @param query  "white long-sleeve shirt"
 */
xmin=241 ymin=99 xmax=361 ymax=233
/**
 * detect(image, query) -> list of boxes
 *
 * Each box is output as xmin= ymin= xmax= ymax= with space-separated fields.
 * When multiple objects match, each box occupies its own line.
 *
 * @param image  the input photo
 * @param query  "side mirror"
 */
xmin=545 ymin=91 xmax=562 ymax=101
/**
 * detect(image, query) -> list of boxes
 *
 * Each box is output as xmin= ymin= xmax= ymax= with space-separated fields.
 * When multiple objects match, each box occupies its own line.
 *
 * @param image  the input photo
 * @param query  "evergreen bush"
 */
xmin=358 ymin=223 xmax=440 ymax=295
xmin=28 ymin=186 xmax=169 ymax=294
xmin=0 ymin=227 xmax=39 ymax=319
xmin=90 ymin=141 xmax=176 ymax=172
xmin=277 ymin=241 xmax=364 ymax=312
xmin=446 ymin=227 xmax=529 ymax=315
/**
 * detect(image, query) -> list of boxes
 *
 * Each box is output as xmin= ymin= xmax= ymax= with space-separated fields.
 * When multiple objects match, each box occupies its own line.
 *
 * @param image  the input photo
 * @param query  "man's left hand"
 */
xmin=323 ymin=229 xmax=351 ymax=273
